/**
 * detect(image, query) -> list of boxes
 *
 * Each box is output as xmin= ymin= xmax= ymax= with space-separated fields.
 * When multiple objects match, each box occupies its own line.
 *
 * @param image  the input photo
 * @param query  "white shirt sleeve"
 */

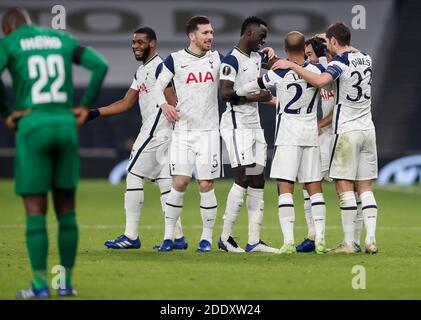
xmin=153 ymin=64 xmax=174 ymax=106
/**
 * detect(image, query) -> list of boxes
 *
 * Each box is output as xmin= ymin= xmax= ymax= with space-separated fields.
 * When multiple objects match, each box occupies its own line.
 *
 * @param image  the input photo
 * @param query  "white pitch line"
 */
xmin=1 ymin=224 xmax=421 ymax=231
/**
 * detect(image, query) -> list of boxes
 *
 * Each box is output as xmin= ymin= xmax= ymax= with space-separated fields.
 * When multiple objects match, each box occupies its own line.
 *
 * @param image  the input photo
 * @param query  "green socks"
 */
xmin=25 ymin=212 xmax=78 ymax=290
xmin=57 ymin=211 xmax=79 ymax=288
xmin=25 ymin=215 xmax=48 ymax=290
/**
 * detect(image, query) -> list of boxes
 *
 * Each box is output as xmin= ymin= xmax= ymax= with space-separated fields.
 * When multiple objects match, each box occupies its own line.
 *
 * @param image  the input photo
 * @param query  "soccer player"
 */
xmin=296 ymin=36 xmax=335 ymax=252
xmin=85 ymin=27 xmax=187 ymax=250
xmin=218 ymin=16 xmax=278 ymax=253
xmin=236 ymin=31 xmax=328 ymax=254
xmin=272 ymin=22 xmax=378 ymax=254
xmin=152 ymin=16 xmax=223 ymax=252
xmin=298 ymin=36 xmax=364 ymax=253
xmin=0 ymin=7 xmax=108 ymax=298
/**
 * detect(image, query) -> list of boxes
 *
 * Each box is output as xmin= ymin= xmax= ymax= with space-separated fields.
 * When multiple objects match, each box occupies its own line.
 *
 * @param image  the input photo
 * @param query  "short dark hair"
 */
xmin=185 ymin=16 xmax=210 ymax=35
xmin=134 ymin=27 xmax=157 ymax=41
xmin=326 ymin=22 xmax=351 ymax=46
xmin=241 ymin=16 xmax=267 ymax=36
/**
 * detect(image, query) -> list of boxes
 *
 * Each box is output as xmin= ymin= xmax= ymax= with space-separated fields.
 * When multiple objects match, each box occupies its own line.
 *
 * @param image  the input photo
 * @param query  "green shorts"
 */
xmin=14 ymin=109 xmax=79 ymax=195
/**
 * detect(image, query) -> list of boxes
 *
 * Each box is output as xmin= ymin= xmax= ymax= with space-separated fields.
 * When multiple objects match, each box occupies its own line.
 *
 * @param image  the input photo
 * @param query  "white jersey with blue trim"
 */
xmin=219 ymin=47 xmax=268 ymax=129
xmin=156 ymin=48 xmax=222 ymax=131
xmin=262 ymin=61 xmax=323 ymax=146
xmin=325 ymin=50 xmax=375 ymax=134
xmin=130 ymin=55 xmax=171 ymax=137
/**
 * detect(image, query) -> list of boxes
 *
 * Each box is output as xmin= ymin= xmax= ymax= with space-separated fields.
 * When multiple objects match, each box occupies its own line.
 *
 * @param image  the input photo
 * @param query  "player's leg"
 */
xmin=104 ymin=173 xmax=143 ymax=249
xmin=277 ymin=180 xmax=297 ymax=254
xmin=219 ymin=129 xmax=248 ymax=252
xmin=156 ymin=178 xmax=187 ymax=249
xmin=158 ymin=175 xmax=191 ymax=251
xmin=329 ymin=132 xmax=360 ymax=253
xmin=219 ymin=166 xmax=248 ymax=252
xmin=270 ymin=145 xmax=300 ymax=254
xmin=195 ymin=130 xmax=220 ymax=252
xmin=355 ymin=180 xmax=378 ymax=254
xmin=299 ymin=146 xmax=326 ymax=253
xmin=355 ymin=129 xmax=379 ymax=254
xmin=51 ymin=123 xmax=80 ymax=295
xmin=296 ymin=184 xmax=316 ymax=252
xmin=16 ymin=196 xmax=51 ymax=299
xmin=244 ymin=172 xmax=278 ymax=253
xmin=304 ymin=181 xmax=327 ymax=254
xmin=329 ymin=179 xmax=358 ymax=253
xmin=15 ymin=126 xmax=51 ymax=299
xmin=52 ymin=189 xmax=78 ymax=297
xmin=157 ymin=130 xmax=193 ymax=251
xmin=354 ymin=190 xmax=363 ymax=252
xmin=197 ymin=179 xmax=217 ymax=252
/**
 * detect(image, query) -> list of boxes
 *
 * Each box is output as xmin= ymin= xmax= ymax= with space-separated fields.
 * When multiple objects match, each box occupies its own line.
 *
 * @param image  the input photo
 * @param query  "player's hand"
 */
xmin=271 ymin=59 xmax=292 ymax=70
xmin=317 ymin=122 xmax=322 ymax=135
xmin=267 ymin=96 xmax=278 ymax=106
xmin=261 ymin=47 xmax=277 ymax=60
xmin=5 ymin=110 xmax=31 ymax=132
xmin=315 ymin=33 xmax=327 ymax=41
xmin=160 ymin=103 xmax=179 ymax=123
xmin=246 ymin=89 xmax=273 ymax=103
xmin=73 ymin=106 xmax=89 ymax=128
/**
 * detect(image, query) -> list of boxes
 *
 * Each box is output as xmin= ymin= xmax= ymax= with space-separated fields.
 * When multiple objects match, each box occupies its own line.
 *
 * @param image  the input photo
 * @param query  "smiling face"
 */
xmin=305 ymin=43 xmax=318 ymax=63
xmin=189 ymin=23 xmax=214 ymax=52
xmin=247 ymin=24 xmax=267 ymax=51
xmin=132 ymin=33 xmax=155 ymax=62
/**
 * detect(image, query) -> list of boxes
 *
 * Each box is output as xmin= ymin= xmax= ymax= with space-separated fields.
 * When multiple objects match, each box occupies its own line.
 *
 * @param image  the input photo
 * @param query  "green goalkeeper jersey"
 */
xmin=0 ymin=24 xmax=108 ymax=115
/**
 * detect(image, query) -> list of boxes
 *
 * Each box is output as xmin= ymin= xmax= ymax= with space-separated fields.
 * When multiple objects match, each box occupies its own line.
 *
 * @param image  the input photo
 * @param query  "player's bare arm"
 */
xmin=220 ymin=79 xmax=272 ymax=105
xmin=98 ymin=88 xmax=139 ymax=116
xmin=271 ymin=59 xmax=333 ymax=88
xmin=318 ymin=110 xmax=333 ymax=134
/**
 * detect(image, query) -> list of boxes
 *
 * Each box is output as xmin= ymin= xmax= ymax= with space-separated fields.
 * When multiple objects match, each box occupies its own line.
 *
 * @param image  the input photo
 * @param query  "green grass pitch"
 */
xmin=1 ymin=179 xmax=420 ymax=299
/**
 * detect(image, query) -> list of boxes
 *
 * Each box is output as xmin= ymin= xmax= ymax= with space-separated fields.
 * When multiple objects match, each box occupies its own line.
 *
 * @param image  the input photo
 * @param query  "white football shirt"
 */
xmin=130 ymin=55 xmax=172 ymax=137
xmin=154 ymin=48 xmax=222 ymax=131
xmin=261 ymin=61 xmax=324 ymax=146
xmin=219 ymin=47 xmax=268 ymax=129
xmin=325 ymin=51 xmax=375 ymax=134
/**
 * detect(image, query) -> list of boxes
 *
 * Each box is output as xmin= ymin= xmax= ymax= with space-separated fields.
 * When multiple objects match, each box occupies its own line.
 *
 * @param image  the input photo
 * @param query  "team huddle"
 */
xmin=96 ymin=16 xmax=379 ymax=256
xmin=0 ymin=8 xmax=378 ymax=299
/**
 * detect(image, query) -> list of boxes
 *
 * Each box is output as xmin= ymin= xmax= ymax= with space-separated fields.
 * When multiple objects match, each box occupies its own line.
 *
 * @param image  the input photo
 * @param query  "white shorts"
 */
xmin=270 ymin=145 xmax=322 ymax=183
xmin=169 ymin=130 xmax=221 ymax=180
xmin=329 ymin=129 xmax=378 ymax=181
xmin=319 ymin=131 xmax=334 ymax=181
xmin=221 ymin=128 xmax=267 ymax=168
xmin=127 ymin=134 xmax=171 ymax=180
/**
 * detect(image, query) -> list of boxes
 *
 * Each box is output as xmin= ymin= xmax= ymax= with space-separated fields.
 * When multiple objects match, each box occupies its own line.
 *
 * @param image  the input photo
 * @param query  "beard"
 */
xmin=134 ymin=46 xmax=151 ymax=62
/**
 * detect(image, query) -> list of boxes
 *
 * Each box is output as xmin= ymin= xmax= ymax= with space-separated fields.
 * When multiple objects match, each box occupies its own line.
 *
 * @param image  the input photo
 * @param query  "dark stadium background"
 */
xmin=1 ymin=0 xmax=419 ymax=183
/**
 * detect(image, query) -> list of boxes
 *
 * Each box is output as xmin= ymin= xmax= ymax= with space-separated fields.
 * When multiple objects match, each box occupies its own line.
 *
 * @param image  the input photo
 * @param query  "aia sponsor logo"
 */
xmin=138 ymin=83 xmax=148 ymax=94
xmin=320 ymin=89 xmax=334 ymax=100
xmin=185 ymin=71 xmax=214 ymax=84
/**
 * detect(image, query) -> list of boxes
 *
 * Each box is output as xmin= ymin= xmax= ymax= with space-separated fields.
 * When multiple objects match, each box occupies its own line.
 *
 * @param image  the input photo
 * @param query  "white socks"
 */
xmin=156 ymin=179 xmax=184 ymax=240
xmin=164 ymin=188 xmax=185 ymax=240
xmin=124 ymin=174 xmax=144 ymax=240
xmin=310 ymin=193 xmax=326 ymax=245
xmin=247 ymin=187 xmax=264 ymax=245
xmin=360 ymin=191 xmax=378 ymax=244
xmin=221 ymin=183 xmax=246 ymax=241
xmin=354 ymin=192 xmax=363 ymax=246
xmin=200 ymin=189 xmax=218 ymax=243
xmin=278 ymin=193 xmax=295 ymax=245
xmin=303 ymin=190 xmax=315 ymax=240
xmin=339 ymin=191 xmax=357 ymax=246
